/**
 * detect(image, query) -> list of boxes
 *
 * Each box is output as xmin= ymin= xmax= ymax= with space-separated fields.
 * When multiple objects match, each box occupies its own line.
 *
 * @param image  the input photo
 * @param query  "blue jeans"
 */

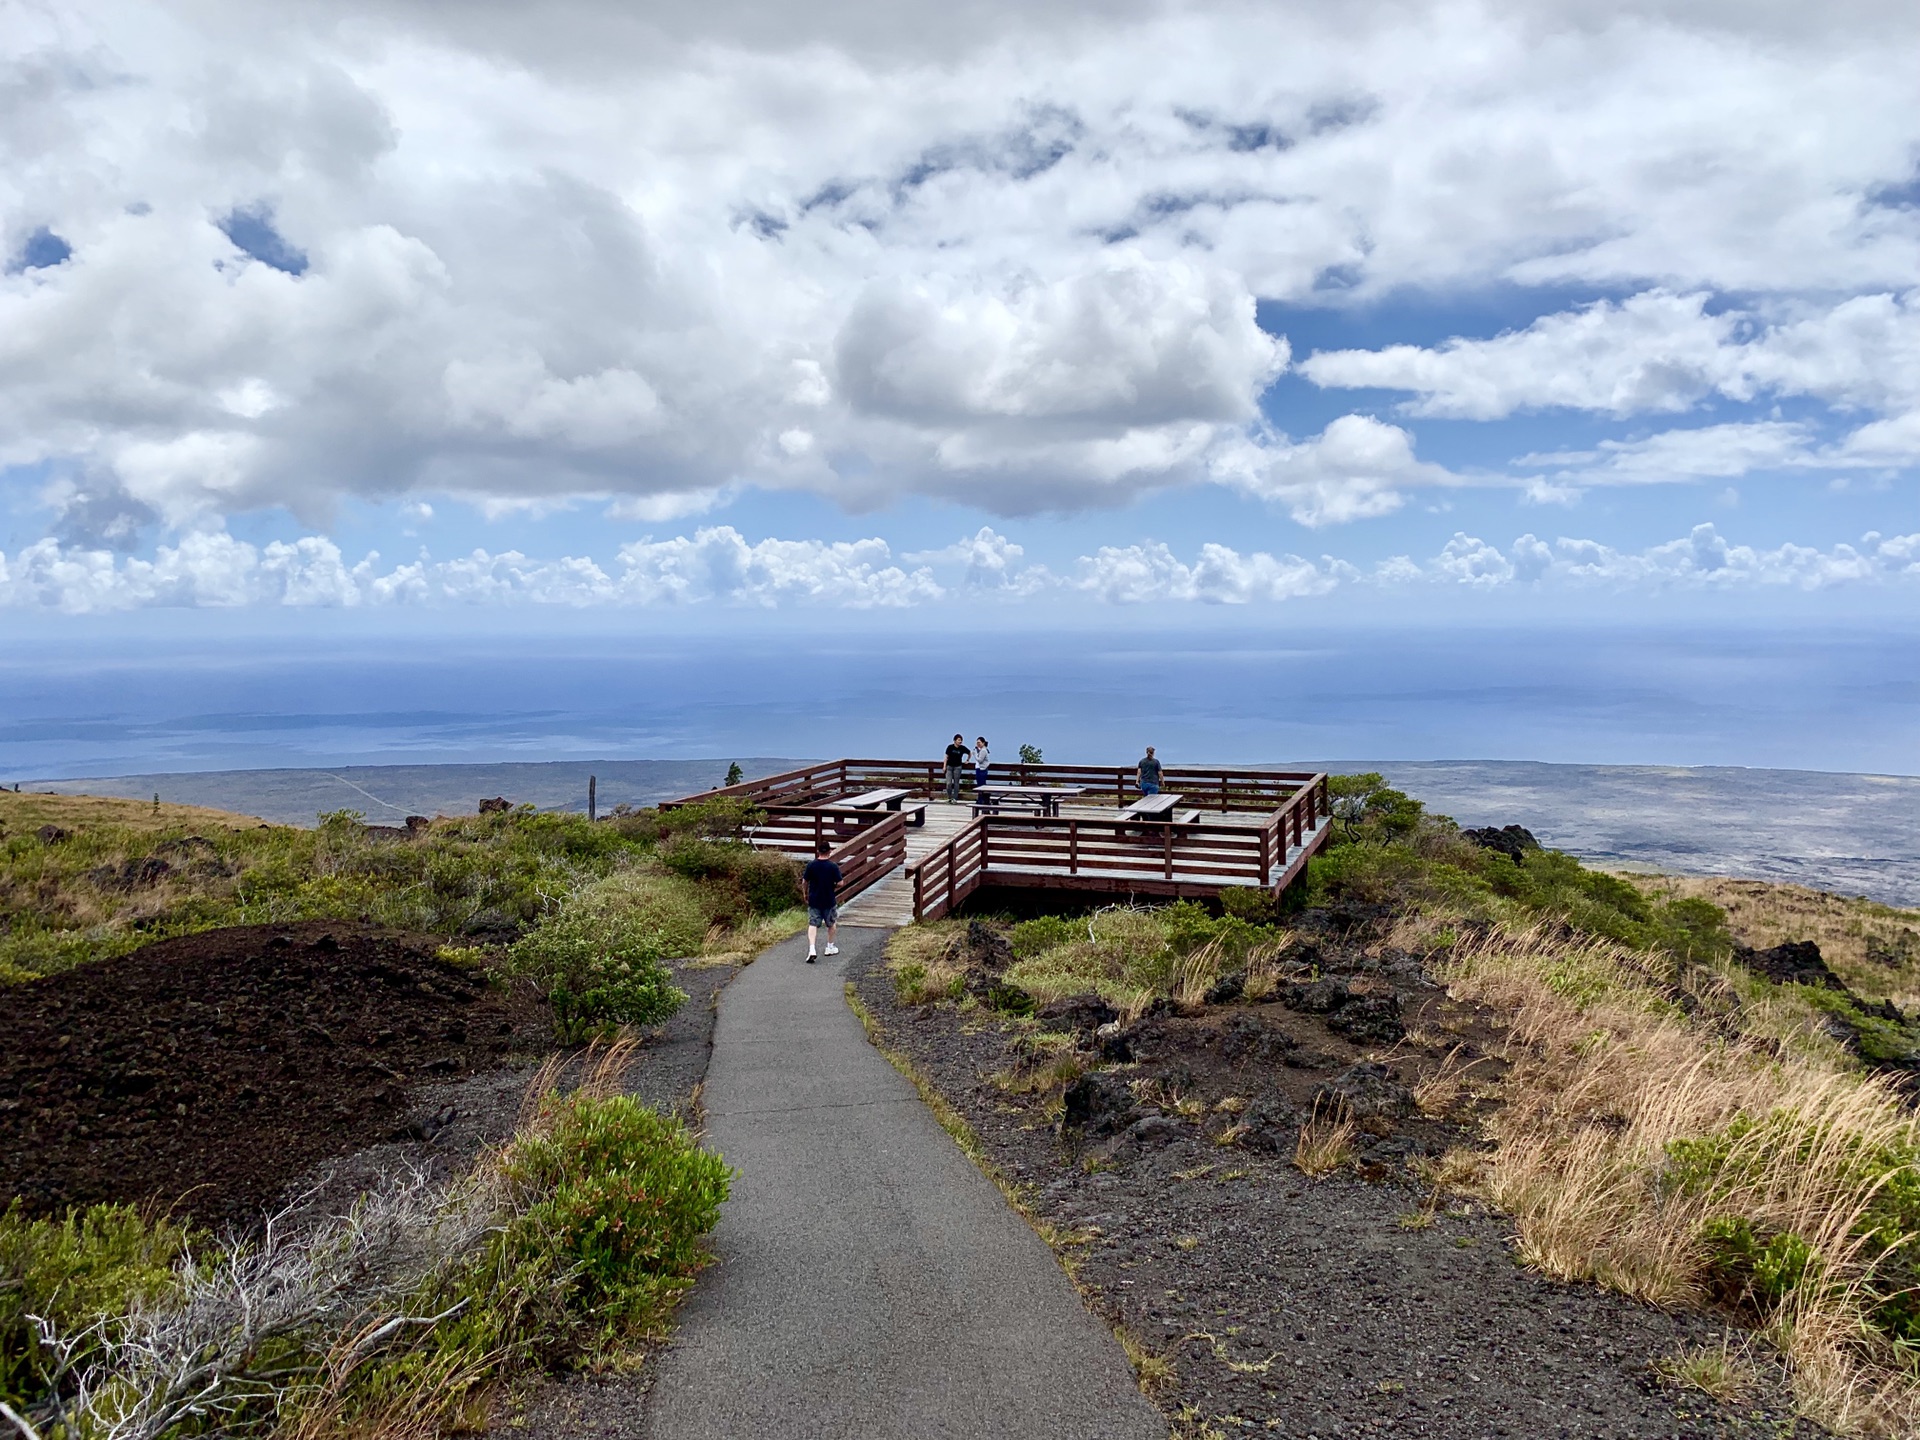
xmin=1141 ymin=780 xmax=1160 ymax=796
xmin=945 ymin=764 xmax=963 ymax=801
xmin=974 ymin=767 xmax=989 ymax=789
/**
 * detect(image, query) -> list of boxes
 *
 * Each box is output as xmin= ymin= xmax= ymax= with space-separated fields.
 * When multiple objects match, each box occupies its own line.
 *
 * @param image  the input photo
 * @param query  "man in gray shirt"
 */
xmin=1137 ymin=746 xmax=1163 ymax=796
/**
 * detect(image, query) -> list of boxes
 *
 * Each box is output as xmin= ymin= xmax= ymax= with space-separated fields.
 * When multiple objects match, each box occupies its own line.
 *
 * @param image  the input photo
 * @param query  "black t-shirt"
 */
xmin=945 ymin=743 xmax=969 ymax=767
xmin=803 ymin=858 xmax=842 ymax=910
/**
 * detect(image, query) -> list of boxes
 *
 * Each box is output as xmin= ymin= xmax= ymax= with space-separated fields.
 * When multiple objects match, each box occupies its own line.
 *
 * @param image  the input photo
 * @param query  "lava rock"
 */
xmin=1327 ymin=994 xmax=1406 ymax=1044
xmin=1092 ymin=1020 xmax=1133 ymax=1062
xmin=1315 ymin=1061 xmax=1415 ymax=1120
xmin=1038 ymin=993 xmax=1120 ymax=1036
xmin=1120 ymin=1114 xmax=1184 ymax=1150
xmin=1203 ymin=970 xmax=1247 ymax=1005
xmin=477 ymin=797 xmax=512 ymax=814
xmin=1282 ymin=978 xmax=1355 ymax=1014
xmin=1462 ymin=824 xmax=1541 ymax=861
xmin=1733 ymin=939 xmax=1846 ymax=991
xmin=37 ymin=825 xmax=69 ymax=845
xmin=1223 ymin=1100 xmax=1293 ymax=1154
xmin=1219 ymin=1013 xmax=1299 ymax=1065
xmin=946 ymin=918 xmax=1016 ymax=975
xmin=405 ymin=816 xmax=432 ymax=833
xmin=1060 ymin=1073 xmax=1137 ymax=1137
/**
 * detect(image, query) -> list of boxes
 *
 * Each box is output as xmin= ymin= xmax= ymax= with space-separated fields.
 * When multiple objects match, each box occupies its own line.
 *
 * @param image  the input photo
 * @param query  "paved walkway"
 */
xmin=642 ymin=926 xmax=1166 ymax=1440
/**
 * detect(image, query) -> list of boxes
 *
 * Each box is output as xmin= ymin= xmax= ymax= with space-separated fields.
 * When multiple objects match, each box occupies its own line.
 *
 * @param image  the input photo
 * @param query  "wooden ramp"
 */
xmin=837 ymin=802 xmax=975 ymax=927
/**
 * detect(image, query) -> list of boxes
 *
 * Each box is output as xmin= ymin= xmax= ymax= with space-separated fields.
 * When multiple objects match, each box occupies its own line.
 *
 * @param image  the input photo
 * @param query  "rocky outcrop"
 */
xmin=1462 ymin=824 xmax=1540 ymax=861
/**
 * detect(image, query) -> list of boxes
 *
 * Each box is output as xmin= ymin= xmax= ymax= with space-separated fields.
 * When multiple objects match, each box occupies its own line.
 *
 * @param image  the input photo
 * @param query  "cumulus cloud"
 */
xmin=7 ymin=518 xmax=1920 ymax=612
xmin=1302 ymin=289 xmax=1920 ymax=468
xmin=4 ymin=0 xmax=1919 ymax=534
xmin=1209 ymin=414 xmax=1457 ymax=526
xmin=1300 ymin=291 xmax=1744 ymax=419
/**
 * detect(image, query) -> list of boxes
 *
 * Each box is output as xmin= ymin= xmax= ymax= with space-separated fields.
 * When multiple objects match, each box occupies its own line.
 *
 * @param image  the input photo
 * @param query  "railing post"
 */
xmin=1069 ymin=818 xmax=1079 ymax=874
xmin=1164 ymin=822 xmax=1173 ymax=880
xmin=1259 ymin=826 xmax=1271 ymax=885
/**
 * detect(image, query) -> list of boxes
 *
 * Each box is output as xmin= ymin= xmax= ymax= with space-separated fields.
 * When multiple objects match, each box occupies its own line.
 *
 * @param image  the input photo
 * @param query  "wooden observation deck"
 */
xmin=661 ymin=759 xmax=1333 ymax=928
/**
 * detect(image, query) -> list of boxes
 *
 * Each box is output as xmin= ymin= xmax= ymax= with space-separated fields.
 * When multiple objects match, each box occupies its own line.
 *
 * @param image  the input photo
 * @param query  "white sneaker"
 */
xmin=824 ymin=943 xmax=840 ymax=956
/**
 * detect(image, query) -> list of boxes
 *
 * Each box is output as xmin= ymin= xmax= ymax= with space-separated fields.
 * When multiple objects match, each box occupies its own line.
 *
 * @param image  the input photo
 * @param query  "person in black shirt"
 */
xmin=943 ymin=733 xmax=969 ymax=803
xmin=803 ymin=838 xmax=841 ymax=963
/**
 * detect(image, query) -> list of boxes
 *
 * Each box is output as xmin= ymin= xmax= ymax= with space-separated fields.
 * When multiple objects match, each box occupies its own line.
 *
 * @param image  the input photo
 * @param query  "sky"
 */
xmin=2 ymin=0 xmax=1919 ymax=621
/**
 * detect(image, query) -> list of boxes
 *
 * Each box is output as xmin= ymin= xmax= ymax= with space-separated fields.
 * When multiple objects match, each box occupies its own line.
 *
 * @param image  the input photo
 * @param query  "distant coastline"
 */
xmin=27 ymin=756 xmax=1920 ymax=909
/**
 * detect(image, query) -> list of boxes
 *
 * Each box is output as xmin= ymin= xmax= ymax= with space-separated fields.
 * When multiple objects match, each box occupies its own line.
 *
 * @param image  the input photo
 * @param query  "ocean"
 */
xmin=6 ymin=620 xmax=1916 ymax=903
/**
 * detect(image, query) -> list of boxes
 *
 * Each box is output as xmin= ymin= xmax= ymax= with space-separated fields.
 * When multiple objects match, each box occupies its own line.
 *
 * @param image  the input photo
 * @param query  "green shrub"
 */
xmin=1219 ymin=886 xmax=1276 ymax=924
xmin=498 ymin=1092 xmax=732 ymax=1339
xmin=657 ymin=797 xmax=764 ymax=842
xmin=0 ymin=1201 xmax=192 ymax=1411
xmin=1010 ymin=915 xmax=1078 ymax=958
xmin=660 ymin=839 xmax=799 ymax=916
xmin=510 ymin=872 xmax=700 ymax=1040
xmin=1698 ymin=1216 xmax=1817 ymax=1308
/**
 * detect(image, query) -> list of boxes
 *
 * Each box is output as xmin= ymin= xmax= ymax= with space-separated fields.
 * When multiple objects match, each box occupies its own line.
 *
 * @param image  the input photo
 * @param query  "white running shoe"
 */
xmin=824 ymin=943 xmax=840 ymax=956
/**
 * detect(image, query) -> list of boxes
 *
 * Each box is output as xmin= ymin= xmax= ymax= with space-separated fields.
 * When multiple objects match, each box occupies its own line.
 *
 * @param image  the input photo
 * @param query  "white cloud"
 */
xmin=7 ymin=518 xmax=1920 ymax=612
xmin=4 ymin=1 xmax=1919 ymax=532
xmin=1300 ymin=290 xmax=1742 ymax=419
xmin=1301 ymin=289 xmax=1920 ymax=456
xmin=904 ymin=525 xmax=1049 ymax=591
xmin=1073 ymin=541 xmax=1339 ymax=604
xmin=613 ymin=527 xmax=943 ymax=607
xmin=1209 ymin=414 xmax=1456 ymax=526
xmin=1403 ymin=523 xmax=1920 ymax=590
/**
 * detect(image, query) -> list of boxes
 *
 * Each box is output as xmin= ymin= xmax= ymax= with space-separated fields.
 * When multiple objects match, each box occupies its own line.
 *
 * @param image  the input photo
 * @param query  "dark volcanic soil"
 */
xmin=850 ymin=927 xmax=1824 ymax=1439
xmin=0 ymin=920 xmax=550 ymax=1225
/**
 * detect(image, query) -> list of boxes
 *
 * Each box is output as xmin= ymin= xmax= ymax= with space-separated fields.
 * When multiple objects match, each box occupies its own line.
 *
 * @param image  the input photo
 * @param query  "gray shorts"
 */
xmin=808 ymin=905 xmax=838 ymax=927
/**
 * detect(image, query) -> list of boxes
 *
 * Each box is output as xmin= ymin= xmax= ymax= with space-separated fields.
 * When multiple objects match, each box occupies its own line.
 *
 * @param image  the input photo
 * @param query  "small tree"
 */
xmin=724 ymin=762 xmax=744 ymax=787
xmin=1018 ymin=744 xmax=1043 ymax=765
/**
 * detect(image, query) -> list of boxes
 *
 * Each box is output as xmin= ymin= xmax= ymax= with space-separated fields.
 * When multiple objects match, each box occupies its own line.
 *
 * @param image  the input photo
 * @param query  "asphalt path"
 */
xmin=642 ymin=926 xmax=1167 ymax=1440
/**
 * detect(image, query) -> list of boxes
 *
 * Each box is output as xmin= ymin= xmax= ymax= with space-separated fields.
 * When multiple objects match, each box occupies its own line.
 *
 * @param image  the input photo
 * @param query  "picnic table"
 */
xmin=840 ymin=788 xmax=928 ymax=826
xmin=1119 ymin=792 xmax=1183 ymax=820
xmin=972 ymin=783 xmax=1085 ymax=818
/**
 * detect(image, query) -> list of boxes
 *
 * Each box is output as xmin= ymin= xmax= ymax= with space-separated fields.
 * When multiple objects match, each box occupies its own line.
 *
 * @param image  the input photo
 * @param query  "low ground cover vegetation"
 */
xmin=0 ymin=1052 xmax=728 ymax=1440
xmin=882 ymin=773 xmax=1920 ymax=1434
xmin=0 ymin=790 xmax=801 ymax=988
xmin=3 ymin=789 xmax=796 ymax=1440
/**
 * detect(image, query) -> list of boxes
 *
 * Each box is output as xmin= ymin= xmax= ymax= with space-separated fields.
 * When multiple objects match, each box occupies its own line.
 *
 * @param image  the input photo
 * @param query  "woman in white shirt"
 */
xmin=973 ymin=737 xmax=991 ymax=794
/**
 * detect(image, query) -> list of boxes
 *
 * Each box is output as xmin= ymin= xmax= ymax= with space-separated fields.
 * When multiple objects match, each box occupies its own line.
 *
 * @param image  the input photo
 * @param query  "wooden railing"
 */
xmin=740 ymin=805 xmax=907 ymax=905
xmin=666 ymin=759 xmax=1323 ymax=814
xmin=905 ymin=773 xmax=1333 ymax=921
xmin=909 ymin=819 xmax=988 ymax=923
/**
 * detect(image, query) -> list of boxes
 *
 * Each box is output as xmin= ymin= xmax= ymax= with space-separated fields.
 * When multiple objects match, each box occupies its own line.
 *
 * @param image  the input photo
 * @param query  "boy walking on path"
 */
xmin=1137 ymin=746 xmax=1163 ymax=796
xmin=944 ymin=734 xmax=969 ymax=803
xmin=803 ymin=839 xmax=840 ymax=963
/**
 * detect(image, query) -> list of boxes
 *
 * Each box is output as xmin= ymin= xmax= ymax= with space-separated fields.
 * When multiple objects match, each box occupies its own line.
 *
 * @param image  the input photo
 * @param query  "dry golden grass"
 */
xmin=0 ymin=788 xmax=269 ymax=834
xmin=1654 ymin=1337 xmax=1754 ymax=1402
xmin=1292 ymin=1108 xmax=1356 ymax=1178
xmin=1115 ymin=1325 xmax=1177 ymax=1394
xmin=883 ymin=920 xmax=972 ymax=1003
xmin=1407 ymin=913 xmax=1920 ymax=1434
xmin=695 ymin=907 xmax=807 ymax=966
xmin=1628 ymin=872 xmax=1920 ymax=999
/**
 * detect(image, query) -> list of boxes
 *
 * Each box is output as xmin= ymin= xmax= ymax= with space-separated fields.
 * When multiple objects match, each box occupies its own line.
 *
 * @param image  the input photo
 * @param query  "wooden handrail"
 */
xmin=663 ymin=759 xmax=1325 ymax=814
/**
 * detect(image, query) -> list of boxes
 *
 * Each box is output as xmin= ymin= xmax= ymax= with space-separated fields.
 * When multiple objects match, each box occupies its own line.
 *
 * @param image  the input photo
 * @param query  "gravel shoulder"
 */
xmin=848 ymin=939 xmax=1826 ymax=1439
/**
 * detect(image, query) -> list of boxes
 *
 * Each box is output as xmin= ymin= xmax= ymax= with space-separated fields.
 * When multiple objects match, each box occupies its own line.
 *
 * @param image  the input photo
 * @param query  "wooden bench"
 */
xmin=973 ymin=784 xmax=1085 ymax=818
xmin=841 ymin=788 xmax=928 ymax=827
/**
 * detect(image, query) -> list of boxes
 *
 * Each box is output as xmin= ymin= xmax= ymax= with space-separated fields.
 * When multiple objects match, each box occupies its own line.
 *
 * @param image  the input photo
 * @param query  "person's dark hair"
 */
xmin=953 ymin=733 xmax=963 ymax=741
xmin=976 ymin=736 xmax=987 ymax=744
xmin=814 ymin=838 xmax=831 ymax=856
